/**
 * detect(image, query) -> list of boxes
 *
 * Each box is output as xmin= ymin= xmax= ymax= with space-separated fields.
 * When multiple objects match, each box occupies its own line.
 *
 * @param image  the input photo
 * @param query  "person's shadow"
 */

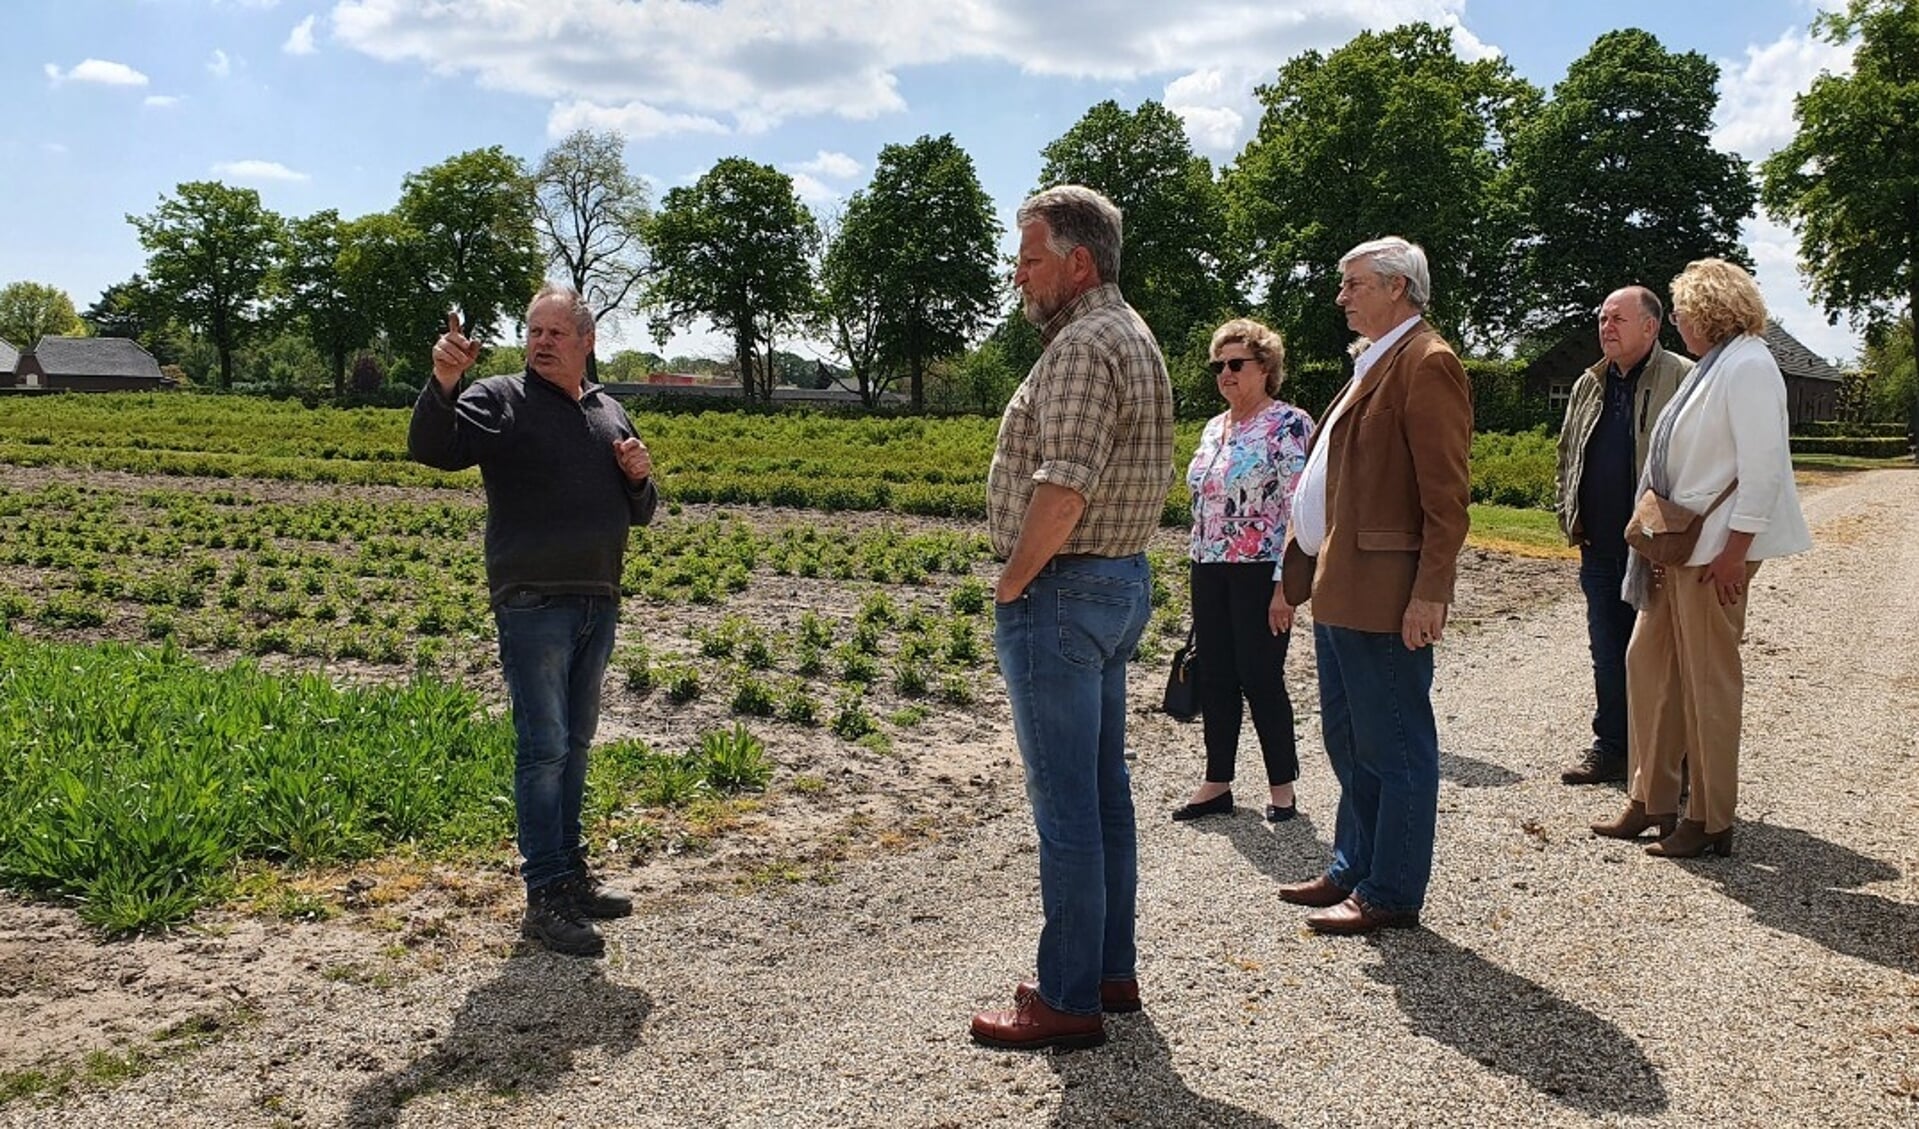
xmin=1676 ymin=821 xmax=1916 ymax=974
xmin=1188 ymin=810 xmax=1328 ymax=885
xmin=1046 ymin=1012 xmax=1285 ymax=1128
xmin=1367 ymin=930 xmax=1668 ymax=1117
xmin=342 ymin=951 xmax=652 ymax=1129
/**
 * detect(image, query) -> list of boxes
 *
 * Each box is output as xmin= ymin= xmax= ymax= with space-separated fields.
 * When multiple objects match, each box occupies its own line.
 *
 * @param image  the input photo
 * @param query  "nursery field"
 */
xmin=0 ymin=393 xmax=1566 ymax=940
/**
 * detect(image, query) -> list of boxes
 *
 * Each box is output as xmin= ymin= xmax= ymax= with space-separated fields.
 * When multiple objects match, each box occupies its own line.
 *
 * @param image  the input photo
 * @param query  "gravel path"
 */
xmin=5 ymin=468 xmax=1916 ymax=1129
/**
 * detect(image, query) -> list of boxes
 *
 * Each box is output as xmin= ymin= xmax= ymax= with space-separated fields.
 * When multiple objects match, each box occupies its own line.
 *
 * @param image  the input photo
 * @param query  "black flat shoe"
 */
xmin=1264 ymin=803 xmax=1297 ymax=823
xmin=1171 ymin=792 xmax=1233 ymax=822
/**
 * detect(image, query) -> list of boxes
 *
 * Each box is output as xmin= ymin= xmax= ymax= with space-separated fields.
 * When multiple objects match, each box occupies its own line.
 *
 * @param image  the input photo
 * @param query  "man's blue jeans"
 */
xmin=494 ymin=591 xmax=620 ymax=891
xmin=994 ymin=553 xmax=1152 ymax=1017
xmin=1578 ymin=548 xmax=1635 ymax=758
xmin=1315 ymin=623 xmax=1439 ymax=914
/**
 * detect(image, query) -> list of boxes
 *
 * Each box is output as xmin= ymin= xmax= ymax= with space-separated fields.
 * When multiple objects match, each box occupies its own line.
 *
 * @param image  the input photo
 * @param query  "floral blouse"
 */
xmin=1186 ymin=400 xmax=1315 ymax=568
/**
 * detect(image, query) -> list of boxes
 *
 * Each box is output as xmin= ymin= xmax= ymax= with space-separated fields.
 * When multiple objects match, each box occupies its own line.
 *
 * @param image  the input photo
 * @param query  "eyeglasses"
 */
xmin=1208 ymin=357 xmax=1254 ymax=375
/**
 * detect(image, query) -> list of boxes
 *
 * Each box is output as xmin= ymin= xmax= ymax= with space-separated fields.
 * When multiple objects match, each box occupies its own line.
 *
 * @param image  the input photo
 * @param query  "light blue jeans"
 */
xmin=1314 ymin=622 xmax=1439 ymax=914
xmin=994 ymin=553 xmax=1152 ymax=1016
xmin=494 ymin=591 xmax=620 ymax=891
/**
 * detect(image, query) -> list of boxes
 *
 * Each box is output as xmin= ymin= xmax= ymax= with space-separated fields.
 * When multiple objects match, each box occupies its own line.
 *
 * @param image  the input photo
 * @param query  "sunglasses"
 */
xmin=1208 ymin=357 xmax=1254 ymax=375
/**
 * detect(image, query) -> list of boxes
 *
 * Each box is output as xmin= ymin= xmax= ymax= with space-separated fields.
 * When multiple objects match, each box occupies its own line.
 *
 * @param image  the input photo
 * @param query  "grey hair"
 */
xmin=1616 ymin=285 xmax=1664 ymax=324
xmin=527 ymin=283 xmax=595 ymax=337
xmin=1339 ymin=236 xmax=1430 ymax=311
xmin=1016 ymin=185 xmax=1123 ymax=284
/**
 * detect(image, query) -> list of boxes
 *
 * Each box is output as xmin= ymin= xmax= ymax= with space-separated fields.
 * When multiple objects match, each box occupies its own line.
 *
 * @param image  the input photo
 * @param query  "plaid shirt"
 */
xmin=987 ymin=284 xmax=1174 ymax=558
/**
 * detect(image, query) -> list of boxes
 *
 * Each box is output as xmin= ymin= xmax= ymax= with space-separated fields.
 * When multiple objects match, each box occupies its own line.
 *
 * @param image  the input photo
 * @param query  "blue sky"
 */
xmin=4 ymin=0 xmax=1858 ymax=364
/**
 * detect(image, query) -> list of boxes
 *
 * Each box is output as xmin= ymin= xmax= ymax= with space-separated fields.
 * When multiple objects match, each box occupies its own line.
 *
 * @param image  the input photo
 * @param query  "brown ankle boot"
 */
xmin=1646 ymin=819 xmax=1734 ymax=858
xmin=1590 ymin=800 xmax=1678 ymax=840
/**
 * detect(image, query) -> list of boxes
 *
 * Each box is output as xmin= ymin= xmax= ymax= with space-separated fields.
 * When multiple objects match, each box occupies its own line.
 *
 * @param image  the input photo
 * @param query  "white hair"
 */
xmin=1339 ymin=237 xmax=1430 ymax=310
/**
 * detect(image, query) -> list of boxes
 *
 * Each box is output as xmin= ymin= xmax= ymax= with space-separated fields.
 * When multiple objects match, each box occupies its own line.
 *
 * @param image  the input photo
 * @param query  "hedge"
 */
xmin=1789 ymin=436 xmax=1912 ymax=458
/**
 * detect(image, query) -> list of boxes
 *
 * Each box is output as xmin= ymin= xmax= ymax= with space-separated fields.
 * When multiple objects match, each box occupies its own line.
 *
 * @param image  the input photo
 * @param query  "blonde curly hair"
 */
xmin=1209 ymin=318 xmax=1288 ymax=396
xmin=1670 ymin=259 xmax=1768 ymax=347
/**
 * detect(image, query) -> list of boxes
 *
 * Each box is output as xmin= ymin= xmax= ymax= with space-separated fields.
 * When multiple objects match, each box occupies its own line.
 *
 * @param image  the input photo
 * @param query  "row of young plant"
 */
xmin=0 ymin=393 xmax=1562 ymax=516
xmin=0 ymin=628 xmax=777 ymax=935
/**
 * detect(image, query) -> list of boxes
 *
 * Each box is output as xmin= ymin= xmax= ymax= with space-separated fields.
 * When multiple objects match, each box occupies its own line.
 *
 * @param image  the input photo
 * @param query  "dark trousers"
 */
xmin=1578 ymin=547 xmax=1635 ymax=758
xmin=1189 ymin=560 xmax=1298 ymax=786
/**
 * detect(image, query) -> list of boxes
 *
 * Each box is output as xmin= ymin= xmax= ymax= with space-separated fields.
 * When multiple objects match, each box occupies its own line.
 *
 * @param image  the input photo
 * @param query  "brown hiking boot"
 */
xmin=1560 ymin=746 xmax=1627 ymax=785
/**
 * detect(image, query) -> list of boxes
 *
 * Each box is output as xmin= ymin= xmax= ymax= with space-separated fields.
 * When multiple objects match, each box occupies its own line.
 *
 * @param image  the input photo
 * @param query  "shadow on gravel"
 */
xmin=1438 ymin=751 xmax=1525 ymax=788
xmin=1367 ymin=931 xmax=1668 ymax=1117
xmin=341 ymin=952 xmax=652 ymax=1129
xmin=1046 ymin=1013 xmax=1284 ymax=1128
xmin=1186 ymin=811 xmax=1328 ymax=885
xmin=1680 ymin=821 xmax=1916 ymax=974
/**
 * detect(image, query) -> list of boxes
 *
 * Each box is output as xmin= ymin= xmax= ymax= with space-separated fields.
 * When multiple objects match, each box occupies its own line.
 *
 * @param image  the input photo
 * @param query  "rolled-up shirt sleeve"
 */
xmin=1028 ymin=341 xmax=1118 ymax=499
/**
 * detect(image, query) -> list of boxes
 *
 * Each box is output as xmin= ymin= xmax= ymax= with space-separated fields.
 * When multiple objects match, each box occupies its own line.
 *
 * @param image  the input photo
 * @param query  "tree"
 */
xmin=83 ymin=276 xmax=193 ymax=367
xmin=1225 ymin=24 xmax=1540 ymax=361
xmin=395 ymin=147 xmax=544 ymax=344
xmin=1037 ymin=101 xmax=1237 ymax=364
xmin=820 ymin=135 xmax=1000 ymax=410
xmin=0 ymin=282 xmax=86 ymax=346
xmin=281 ymin=210 xmax=376 ymax=397
xmin=647 ymin=158 xmax=818 ymax=401
xmin=128 ymin=181 xmax=283 ymax=388
xmin=534 ymin=130 xmax=653 ymax=331
xmin=1509 ymin=29 xmax=1756 ymax=339
xmin=1762 ymin=0 xmax=1919 ymax=438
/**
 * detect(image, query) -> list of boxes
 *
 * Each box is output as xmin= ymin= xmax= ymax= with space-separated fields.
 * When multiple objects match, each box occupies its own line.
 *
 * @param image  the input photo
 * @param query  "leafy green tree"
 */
xmin=0 ymin=281 xmax=86 ymax=346
xmin=1225 ymin=24 xmax=1540 ymax=361
xmin=336 ymin=212 xmax=434 ymax=357
xmin=1762 ymin=0 xmax=1919 ymax=437
xmin=647 ymin=158 xmax=818 ymax=401
xmin=82 ymin=276 xmax=194 ymax=367
xmin=128 ymin=181 xmax=284 ymax=387
xmin=599 ymin=348 xmax=666 ymax=383
xmin=534 ymin=130 xmax=653 ymax=330
xmin=281 ymin=210 xmax=377 ymax=397
xmin=1037 ymin=101 xmax=1236 ymax=364
xmin=395 ymin=147 xmax=544 ymax=343
xmin=1509 ymin=29 xmax=1756 ymax=339
xmin=820 ymin=134 xmax=1000 ymax=410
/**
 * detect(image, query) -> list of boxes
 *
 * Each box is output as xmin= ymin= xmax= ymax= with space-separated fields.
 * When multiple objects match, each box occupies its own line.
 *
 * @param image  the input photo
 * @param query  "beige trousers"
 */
xmin=1624 ymin=561 xmax=1761 ymax=834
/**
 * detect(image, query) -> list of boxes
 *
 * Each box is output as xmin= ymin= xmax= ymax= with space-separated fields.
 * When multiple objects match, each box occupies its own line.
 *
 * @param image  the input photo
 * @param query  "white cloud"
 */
xmin=207 ymin=49 xmax=232 ymax=78
xmin=329 ymin=0 xmax=1480 ymax=134
xmin=1712 ymin=27 xmax=1853 ymax=157
xmin=792 ymin=150 xmax=862 ymax=181
xmin=1747 ymin=215 xmax=1856 ymax=364
xmin=788 ymin=173 xmax=843 ymax=207
xmin=284 ymin=15 xmax=318 ymax=55
xmin=1163 ymin=68 xmax=1251 ymax=154
xmin=44 ymin=58 xmax=150 ymax=86
xmin=211 ymin=159 xmax=310 ymax=183
xmin=545 ymin=100 xmax=729 ymax=141
xmin=43 ymin=142 xmax=70 ymax=156
xmin=144 ymin=94 xmax=182 ymax=108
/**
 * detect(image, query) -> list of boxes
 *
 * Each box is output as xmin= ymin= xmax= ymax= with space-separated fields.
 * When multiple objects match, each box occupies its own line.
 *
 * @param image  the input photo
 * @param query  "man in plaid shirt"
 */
xmin=970 ymin=185 xmax=1174 ymax=1052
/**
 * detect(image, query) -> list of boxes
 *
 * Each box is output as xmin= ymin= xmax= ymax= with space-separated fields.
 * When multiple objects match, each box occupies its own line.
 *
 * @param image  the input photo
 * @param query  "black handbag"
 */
xmin=1161 ymin=627 xmax=1200 ymax=722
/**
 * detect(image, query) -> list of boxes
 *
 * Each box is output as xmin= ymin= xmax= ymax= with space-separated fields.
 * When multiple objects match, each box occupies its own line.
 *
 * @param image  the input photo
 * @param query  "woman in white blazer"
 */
xmin=1591 ymin=258 xmax=1812 ymax=858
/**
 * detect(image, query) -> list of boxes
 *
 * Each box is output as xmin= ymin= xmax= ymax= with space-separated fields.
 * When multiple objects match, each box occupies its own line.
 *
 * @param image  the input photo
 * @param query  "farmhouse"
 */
xmin=10 ymin=336 xmax=171 ymax=392
xmin=0 ymin=338 xmax=18 ymax=385
xmin=1521 ymin=320 xmax=1845 ymax=426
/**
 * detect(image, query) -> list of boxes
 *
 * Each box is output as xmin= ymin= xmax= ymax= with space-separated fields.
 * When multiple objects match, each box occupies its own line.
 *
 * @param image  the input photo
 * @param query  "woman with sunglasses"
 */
xmin=1171 ymin=319 xmax=1316 ymax=824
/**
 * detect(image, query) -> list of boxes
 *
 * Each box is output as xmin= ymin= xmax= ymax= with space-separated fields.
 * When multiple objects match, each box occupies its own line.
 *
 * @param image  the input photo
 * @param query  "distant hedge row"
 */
xmin=1789 ymin=436 xmax=1911 ymax=458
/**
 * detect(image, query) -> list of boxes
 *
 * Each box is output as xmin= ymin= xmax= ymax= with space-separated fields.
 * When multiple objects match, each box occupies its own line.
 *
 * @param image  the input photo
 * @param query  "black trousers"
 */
xmin=1189 ymin=560 xmax=1298 ymax=785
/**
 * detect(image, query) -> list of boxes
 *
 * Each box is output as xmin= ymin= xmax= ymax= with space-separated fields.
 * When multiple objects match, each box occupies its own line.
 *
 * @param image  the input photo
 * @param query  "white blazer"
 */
xmin=1657 ymin=333 xmax=1813 ymax=566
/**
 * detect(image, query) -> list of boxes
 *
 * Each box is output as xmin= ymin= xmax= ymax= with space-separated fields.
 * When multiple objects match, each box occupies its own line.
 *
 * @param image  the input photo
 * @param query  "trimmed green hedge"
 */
xmin=1789 ymin=436 xmax=1911 ymax=458
xmin=1793 ymin=421 xmax=1908 ymax=438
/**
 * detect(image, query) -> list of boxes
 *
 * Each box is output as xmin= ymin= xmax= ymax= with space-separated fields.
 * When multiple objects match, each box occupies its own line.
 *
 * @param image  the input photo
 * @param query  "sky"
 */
xmin=2 ymin=0 xmax=1861 ymax=366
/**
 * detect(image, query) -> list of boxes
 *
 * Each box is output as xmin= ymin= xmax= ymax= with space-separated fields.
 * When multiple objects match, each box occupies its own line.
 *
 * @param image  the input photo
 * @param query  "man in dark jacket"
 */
xmin=410 ymin=285 xmax=657 ymax=956
xmin=1553 ymin=286 xmax=1689 ymax=785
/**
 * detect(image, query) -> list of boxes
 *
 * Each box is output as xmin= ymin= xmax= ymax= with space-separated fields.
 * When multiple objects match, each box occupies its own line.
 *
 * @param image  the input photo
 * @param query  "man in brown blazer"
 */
xmin=1275 ymin=236 xmax=1473 ymax=934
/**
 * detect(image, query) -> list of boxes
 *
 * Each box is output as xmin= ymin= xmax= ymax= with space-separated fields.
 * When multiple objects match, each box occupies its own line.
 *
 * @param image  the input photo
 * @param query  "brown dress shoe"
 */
xmin=1305 ymin=894 xmax=1421 ymax=936
xmin=1560 ymin=746 xmax=1627 ymax=785
xmin=1015 ymin=977 xmax=1141 ymax=1014
xmin=1646 ymin=819 xmax=1734 ymax=859
xmin=1278 ymin=874 xmax=1352 ymax=908
xmin=971 ymin=992 xmax=1106 ymax=1051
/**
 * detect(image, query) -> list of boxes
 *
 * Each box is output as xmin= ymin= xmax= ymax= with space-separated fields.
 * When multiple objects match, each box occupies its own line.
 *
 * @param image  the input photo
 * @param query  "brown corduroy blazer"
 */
xmin=1280 ymin=322 xmax=1473 ymax=634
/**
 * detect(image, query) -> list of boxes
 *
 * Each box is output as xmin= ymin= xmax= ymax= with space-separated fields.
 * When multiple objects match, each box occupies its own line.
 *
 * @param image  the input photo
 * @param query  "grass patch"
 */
xmin=1466 ymin=503 xmax=1573 ymax=559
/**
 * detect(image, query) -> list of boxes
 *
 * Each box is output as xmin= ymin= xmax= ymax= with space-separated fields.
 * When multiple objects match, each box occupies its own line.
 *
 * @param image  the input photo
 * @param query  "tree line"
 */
xmin=9 ymin=8 xmax=1915 ymax=424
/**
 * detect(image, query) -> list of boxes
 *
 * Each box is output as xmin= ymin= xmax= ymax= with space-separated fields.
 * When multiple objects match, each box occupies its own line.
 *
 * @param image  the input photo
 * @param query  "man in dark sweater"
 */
xmin=409 ymin=285 xmax=658 ymax=956
xmin=1552 ymin=286 xmax=1689 ymax=786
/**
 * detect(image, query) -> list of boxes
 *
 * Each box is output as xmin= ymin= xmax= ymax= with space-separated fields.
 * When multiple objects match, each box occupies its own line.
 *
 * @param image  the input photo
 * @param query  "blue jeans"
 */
xmin=494 ymin=591 xmax=620 ymax=891
xmin=1315 ymin=623 xmax=1438 ymax=914
xmin=994 ymin=553 xmax=1152 ymax=1017
xmin=1578 ymin=548 xmax=1635 ymax=758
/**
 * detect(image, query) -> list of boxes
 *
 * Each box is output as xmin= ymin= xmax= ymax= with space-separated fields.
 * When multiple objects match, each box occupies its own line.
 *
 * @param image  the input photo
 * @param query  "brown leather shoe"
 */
xmin=971 ymin=992 xmax=1106 ymax=1051
xmin=1646 ymin=819 xmax=1734 ymax=859
xmin=1560 ymin=746 xmax=1627 ymax=785
xmin=1015 ymin=977 xmax=1141 ymax=1014
xmin=1305 ymin=893 xmax=1421 ymax=935
xmin=1278 ymin=874 xmax=1351 ymax=908
xmin=1591 ymin=800 xmax=1678 ymax=840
